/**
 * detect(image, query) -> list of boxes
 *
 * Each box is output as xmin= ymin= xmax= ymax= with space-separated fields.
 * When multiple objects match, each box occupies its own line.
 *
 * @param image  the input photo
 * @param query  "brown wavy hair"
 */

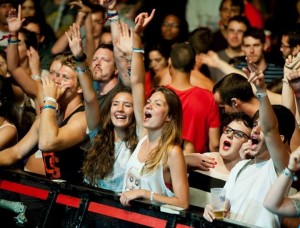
xmin=82 ymin=87 xmax=138 ymax=185
xmin=142 ymin=87 xmax=182 ymax=174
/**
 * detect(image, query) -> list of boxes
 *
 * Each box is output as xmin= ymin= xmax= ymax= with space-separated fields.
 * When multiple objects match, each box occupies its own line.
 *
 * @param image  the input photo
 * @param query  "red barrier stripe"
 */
xmin=56 ymin=194 xmax=81 ymax=207
xmin=88 ymin=202 xmax=167 ymax=227
xmin=0 ymin=179 xmax=191 ymax=227
xmin=0 ymin=180 xmax=48 ymax=199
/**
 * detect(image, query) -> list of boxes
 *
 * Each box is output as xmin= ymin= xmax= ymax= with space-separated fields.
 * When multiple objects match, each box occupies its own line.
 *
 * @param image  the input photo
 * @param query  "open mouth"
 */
xmin=144 ymin=111 xmax=152 ymax=120
xmin=115 ymin=114 xmax=126 ymax=120
xmin=251 ymin=136 xmax=259 ymax=149
xmin=222 ymin=140 xmax=231 ymax=150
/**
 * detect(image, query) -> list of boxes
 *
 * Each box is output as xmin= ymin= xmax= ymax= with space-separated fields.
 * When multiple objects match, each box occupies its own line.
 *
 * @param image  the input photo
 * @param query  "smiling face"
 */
xmin=143 ymin=91 xmax=170 ymax=130
xmin=110 ymin=92 xmax=134 ymax=129
xmin=219 ymin=120 xmax=251 ymax=161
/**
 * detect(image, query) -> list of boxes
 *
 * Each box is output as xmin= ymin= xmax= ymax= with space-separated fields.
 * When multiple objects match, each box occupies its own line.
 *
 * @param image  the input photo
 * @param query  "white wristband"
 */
xmin=44 ymin=96 xmax=57 ymax=104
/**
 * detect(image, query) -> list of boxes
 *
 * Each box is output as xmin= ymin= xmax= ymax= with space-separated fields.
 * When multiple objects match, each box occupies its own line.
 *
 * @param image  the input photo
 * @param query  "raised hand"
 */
xmin=115 ymin=22 xmax=133 ymax=56
xmin=284 ymin=54 xmax=300 ymax=95
xmin=42 ymin=76 xmax=66 ymax=102
xmin=98 ymin=0 xmax=117 ymax=10
xmin=65 ymin=23 xmax=84 ymax=58
xmin=7 ymin=5 xmax=24 ymax=33
xmin=239 ymin=140 xmax=253 ymax=160
xmin=288 ymin=147 xmax=300 ymax=172
xmin=69 ymin=0 xmax=91 ymax=14
xmin=245 ymin=59 xmax=266 ymax=92
xmin=134 ymin=9 xmax=156 ymax=35
xmin=27 ymin=47 xmax=41 ymax=77
xmin=200 ymin=51 xmax=221 ymax=68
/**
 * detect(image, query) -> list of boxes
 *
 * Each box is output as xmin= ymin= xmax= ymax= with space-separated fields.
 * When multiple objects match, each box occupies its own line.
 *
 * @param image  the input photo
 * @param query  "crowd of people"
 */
xmin=0 ymin=0 xmax=300 ymax=227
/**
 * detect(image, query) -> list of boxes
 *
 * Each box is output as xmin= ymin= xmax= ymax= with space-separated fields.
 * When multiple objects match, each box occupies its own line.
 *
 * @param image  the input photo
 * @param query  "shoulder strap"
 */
xmin=235 ymin=160 xmax=254 ymax=182
xmin=61 ymin=105 xmax=85 ymax=127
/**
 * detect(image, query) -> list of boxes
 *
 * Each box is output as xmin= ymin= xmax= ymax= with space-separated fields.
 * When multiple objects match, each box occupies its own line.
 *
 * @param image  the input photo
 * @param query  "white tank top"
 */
xmin=122 ymin=135 xmax=174 ymax=198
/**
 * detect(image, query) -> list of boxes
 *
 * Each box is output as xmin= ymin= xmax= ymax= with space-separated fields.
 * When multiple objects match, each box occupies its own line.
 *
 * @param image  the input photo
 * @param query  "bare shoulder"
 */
xmin=168 ymin=145 xmax=184 ymax=159
xmin=63 ymin=110 xmax=87 ymax=133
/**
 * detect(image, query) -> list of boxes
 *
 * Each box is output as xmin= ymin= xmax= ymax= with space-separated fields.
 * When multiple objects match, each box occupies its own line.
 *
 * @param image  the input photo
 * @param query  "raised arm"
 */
xmin=286 ymin=55 xmax=300 ymax=120
xmin=51 ymin=1 xmax=91 ymax=55
xmin=282 ymin=55 xmax=300 ymax=151
xmin=98 ymin=0 xmax=131 ymax=87
xmin=264 ymin=147 xmax=300 ymax=216
xmin=247 ymin=63 xmax=289 ymax=173
xmin=66 ymin=23 xmax=100 ymax=131
xmin=7 ymin=5 xmax=43 ymax=111
xmin=200 ymin=50 xmax=246 ymax=76
xmin=115 ymin=10 xmax=155 ymax=137
xmin=38 ymin=76 xmax=87 ymax=151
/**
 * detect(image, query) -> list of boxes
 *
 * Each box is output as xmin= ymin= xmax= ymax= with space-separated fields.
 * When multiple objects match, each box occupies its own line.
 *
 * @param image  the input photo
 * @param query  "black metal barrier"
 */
xmin=0 ymin=168 xmax=251 ymax=228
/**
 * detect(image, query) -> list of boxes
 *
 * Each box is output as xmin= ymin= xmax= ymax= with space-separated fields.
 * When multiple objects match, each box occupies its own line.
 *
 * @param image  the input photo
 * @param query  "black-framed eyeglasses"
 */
xmin=223 ymin=126 xmax=250 ymax=139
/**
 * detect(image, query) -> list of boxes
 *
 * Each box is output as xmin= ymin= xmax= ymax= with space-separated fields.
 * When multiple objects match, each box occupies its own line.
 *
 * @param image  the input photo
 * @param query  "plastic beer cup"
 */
xmin=210 ymin=188 xmax=226 ymax=220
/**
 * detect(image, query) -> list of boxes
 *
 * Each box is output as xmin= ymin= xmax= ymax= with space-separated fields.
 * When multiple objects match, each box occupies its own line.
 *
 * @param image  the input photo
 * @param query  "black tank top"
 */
xmin=42 ymin=105 xmax=86 ymax=184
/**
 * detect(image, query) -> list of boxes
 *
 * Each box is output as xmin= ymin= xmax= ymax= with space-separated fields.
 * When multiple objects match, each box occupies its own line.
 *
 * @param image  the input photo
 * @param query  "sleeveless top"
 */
xmin=122 ymin=135 xmax=174 ymax=199
xmin=42 ymin=105 xmax=86 ymax=184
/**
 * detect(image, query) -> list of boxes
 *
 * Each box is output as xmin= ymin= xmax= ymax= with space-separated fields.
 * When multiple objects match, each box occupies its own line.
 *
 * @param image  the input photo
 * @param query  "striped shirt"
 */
xmin=235 ymin=62 xmax=283 ymax=84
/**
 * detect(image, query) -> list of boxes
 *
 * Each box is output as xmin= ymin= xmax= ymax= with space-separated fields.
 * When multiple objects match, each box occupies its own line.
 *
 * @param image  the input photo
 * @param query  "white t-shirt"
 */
xmin=224 ymin=159 xmax=280 ymax=228
xmin=85 ymin=128 xmax=131 ymax=193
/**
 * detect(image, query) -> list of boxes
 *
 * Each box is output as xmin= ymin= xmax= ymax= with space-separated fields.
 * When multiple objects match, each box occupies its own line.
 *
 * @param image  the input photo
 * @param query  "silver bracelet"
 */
xmin=150 ymin=191 xmax=155 ymax=203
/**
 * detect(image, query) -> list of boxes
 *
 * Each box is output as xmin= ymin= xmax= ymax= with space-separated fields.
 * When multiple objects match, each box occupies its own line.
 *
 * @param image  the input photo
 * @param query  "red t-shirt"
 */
xmin=166 ymin=85 xmax=221 ymax=153
xmin=244 ymin=2 xmax=264 ymax=28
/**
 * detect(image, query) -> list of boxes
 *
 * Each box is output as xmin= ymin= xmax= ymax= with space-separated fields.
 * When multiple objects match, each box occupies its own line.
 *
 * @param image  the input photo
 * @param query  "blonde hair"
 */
xmin=142 ymin=87 xmax=182 ymax=174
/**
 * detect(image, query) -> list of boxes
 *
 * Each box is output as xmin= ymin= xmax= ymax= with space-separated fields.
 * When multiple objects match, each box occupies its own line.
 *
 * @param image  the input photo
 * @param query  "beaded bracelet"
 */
xmin=42 ymin=105 xmax=56 ymax=111
xmin=132 ymin=47 xmax=144 ymax=53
